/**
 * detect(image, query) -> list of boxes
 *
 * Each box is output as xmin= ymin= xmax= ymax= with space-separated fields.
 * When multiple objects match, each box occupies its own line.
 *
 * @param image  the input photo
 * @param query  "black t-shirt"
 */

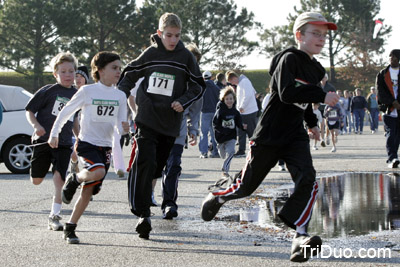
xmin=25 ymin=84 xmax=77 ymax=146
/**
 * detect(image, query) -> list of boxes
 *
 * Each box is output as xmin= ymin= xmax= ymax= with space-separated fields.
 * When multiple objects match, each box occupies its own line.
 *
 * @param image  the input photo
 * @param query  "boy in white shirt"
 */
xmin=48 ymin=51 xmax=128 ymax=244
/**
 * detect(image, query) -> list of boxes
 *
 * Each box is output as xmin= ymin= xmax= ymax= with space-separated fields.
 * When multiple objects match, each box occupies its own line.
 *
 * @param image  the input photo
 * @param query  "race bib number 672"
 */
xmin=91 ymin=99 xmax=119 ymax=123
xmin=147 ymin=72 xmax=175 ymax=96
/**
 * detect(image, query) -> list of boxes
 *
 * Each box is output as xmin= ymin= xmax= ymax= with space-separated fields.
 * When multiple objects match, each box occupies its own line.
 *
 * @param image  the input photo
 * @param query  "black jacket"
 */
xmin=377 ymin=65 xmax=400 ymax=114
xmin=213 ymin=101 xmax=244 ymax=143
xmin=117 ymin=34 xmax=205 ymax=137
xmin=251 ymin=47 xmax=326 ymax=146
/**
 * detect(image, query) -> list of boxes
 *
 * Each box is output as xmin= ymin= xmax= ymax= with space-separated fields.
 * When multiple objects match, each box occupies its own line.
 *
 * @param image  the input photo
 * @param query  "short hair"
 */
xmin=219 ymin=86 xmax=236 ymax=101
xmin=225 ymin=71 xmax=239 ymax=82
xmin=216 ymin=73 xmax=225 ymax=83
xmin=159 ymin=13 xmax=182 ymax=31
xmin=185 ymin=43 xmax=202 ymax=63
xmin=90 ymin=51 xmax=120 ymax=82
xmin=51 ymin=52 xmax=78 ymax=72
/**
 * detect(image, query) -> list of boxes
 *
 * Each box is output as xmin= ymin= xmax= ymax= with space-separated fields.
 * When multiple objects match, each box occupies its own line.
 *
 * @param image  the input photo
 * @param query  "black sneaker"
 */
xmin=163 ymin=206 xmax=178 ymax=220
xmin=136 ymin=217 xmax=152 ymax=239
xmin=290 ymin=233 xmax=322 ymax=262
xmin=200 ymin=193 xmax=224 ymax=221
xmin=48 ymin=215 xmax=63 ymax=231
xmin=63 ymin=223 xmax=80 ymax=244
xmin=62 ymin=173 xmax=81 ymax=204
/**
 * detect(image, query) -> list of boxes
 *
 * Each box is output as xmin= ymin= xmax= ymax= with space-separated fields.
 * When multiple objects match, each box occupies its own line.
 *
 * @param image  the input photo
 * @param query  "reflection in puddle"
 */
xmin=238 ymin=173 xmax=400 ymax=238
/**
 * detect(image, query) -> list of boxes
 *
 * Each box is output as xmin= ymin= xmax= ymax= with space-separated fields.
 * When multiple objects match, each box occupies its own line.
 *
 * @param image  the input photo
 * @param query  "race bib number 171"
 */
xmin=147 ymin=72 xmax=175 ymax=96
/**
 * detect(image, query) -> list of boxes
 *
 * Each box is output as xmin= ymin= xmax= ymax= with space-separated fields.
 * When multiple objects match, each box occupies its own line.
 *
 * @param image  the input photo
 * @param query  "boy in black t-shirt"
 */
xmin=25 ymin=52 xmax=79 ymax=232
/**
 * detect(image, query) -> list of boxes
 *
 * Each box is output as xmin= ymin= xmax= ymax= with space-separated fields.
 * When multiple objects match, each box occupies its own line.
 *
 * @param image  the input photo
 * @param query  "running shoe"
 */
xmin=388 ymin=158 xmax=400 ymax=168
xmin=200 ymin=193 xmax=224 ymax=221
xmin=163 ymin=206 xmax=178 ymax=220
xmin=62 ymin=173 xmax=81 ymax=204
xmin=320 ymin=140 xmax=326 ymax=147
xmin=116 ymin=169 xmax=125 ymax=178
xmin=199 ymin=153 xmax=208 ymax=159
xmin=136 ymin=217 xmax=152 ymax=239
xmin=278 ymin=164 xmax=286 ymax=171
xmin=48 ymin=215 xmax=63 ymax=231
xmin=312 ymin=146 xmax=318 ymax=150
xmin=331 ymin=147 xmax=336 ymax=153
xmin=63 ymin=223 xmax=80 ymax=244
xmin=290 ymin=233 xmax=322 ymax=262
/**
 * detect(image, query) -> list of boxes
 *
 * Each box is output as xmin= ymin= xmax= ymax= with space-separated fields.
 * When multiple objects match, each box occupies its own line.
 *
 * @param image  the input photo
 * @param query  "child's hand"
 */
xmin=308 ymin=126 xmax=320 ymax=141
xmin=121 ymin=121 xmax=129 ymax=133
xmin=48 ymin=137 xmax=58 ymax=148
xmin=324 ymin=92 xmax=340 ymax=106
xmin=243 ymin=124 xmax=247 ymax=130
xmin=34 ymin=125 xmax=46 ymax=137
xmin=188 ymin=133 xmax=197 ymax=146
xmin=171 ymin=101 xmax=183 ymax=112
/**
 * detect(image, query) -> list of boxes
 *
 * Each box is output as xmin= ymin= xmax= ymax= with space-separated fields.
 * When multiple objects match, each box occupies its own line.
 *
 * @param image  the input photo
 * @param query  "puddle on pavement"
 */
xmin=232 ymin=173 xmax=400 ymax=238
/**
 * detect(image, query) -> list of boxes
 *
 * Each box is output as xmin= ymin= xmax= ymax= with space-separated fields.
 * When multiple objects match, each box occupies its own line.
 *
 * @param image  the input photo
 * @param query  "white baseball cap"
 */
xmin=203 ymin=71 xmax=212 ymax=79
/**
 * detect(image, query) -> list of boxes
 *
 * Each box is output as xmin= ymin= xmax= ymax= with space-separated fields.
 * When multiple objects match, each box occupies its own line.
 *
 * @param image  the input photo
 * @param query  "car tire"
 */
xmin=2 ymin=137 xmax=32 ymax=174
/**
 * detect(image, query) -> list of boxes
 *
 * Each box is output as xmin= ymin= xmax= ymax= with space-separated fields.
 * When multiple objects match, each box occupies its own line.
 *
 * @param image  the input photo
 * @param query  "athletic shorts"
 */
xmin=327 ymin=121 xmax=340 ymax=130
xmin=30 ymin=141 xmax=72 ymax=181
xmin=76 ymin=140 xmax=111 ymax=196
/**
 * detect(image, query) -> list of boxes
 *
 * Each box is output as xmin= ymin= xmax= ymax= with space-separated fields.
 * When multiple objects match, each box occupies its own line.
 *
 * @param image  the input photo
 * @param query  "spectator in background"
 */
xmin=215 ymin=72 xmax=226 ymax=89
xmin=342 ymin=90 xmax=352 ymax=134
xmin=199 ymin=71 xmax=220 ymax=158
xmin=367 ymin=86 xmax=380 ymax=134
xmin=226 ymin=71 xmax=259 ymax=157
xmin=351 ymin=88 xmax=367 ymax=134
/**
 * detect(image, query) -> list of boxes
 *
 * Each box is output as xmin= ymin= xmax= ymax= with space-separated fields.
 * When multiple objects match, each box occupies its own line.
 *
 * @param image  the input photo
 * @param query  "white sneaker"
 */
xmin=312 ymin=146 xmax=318 ymax=150
xmin=331 ymin=147 xmax=336 ymax=153
xmin=388 ymin=159 xmax=400 ymax=168
xmin=278 ymin=165 xmax=286 ymax=171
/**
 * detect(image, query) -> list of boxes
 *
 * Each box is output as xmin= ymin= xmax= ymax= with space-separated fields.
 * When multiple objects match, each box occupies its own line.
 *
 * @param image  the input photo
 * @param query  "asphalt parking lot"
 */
xmin=1 ymin=130 xmax=400 ymax=266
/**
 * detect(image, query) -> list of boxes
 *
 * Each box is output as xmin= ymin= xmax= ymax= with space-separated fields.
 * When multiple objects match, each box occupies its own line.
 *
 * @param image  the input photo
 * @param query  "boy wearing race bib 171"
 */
xmin=117 ymin=12 xmax=205 ymax=239
xmin=25 ymin=52 xmax=79 ymax=232
xmin=48 ymin=51 xmax=129 ymax=244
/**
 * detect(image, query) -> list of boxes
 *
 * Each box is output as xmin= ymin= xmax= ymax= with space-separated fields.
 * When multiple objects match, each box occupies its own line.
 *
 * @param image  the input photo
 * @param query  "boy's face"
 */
xmin=99 ymin=59 xmax=122 ymax=86
xmin=296 ymin=24 xmax=328 ymax=57
xmin=157 ymin=26 xmax=181 ymax=51
xmin=54 ymin=62 xmax=75 ymax=88
xmin=228 ymin=76 xmax=239 ymax=86
xmin=390 ymin=54 xmax=399 ymax=68
xmin=224 ymin=93 xmax=235 ymax=109
xmin=75 ymin=73 xmax=86 ymax=89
